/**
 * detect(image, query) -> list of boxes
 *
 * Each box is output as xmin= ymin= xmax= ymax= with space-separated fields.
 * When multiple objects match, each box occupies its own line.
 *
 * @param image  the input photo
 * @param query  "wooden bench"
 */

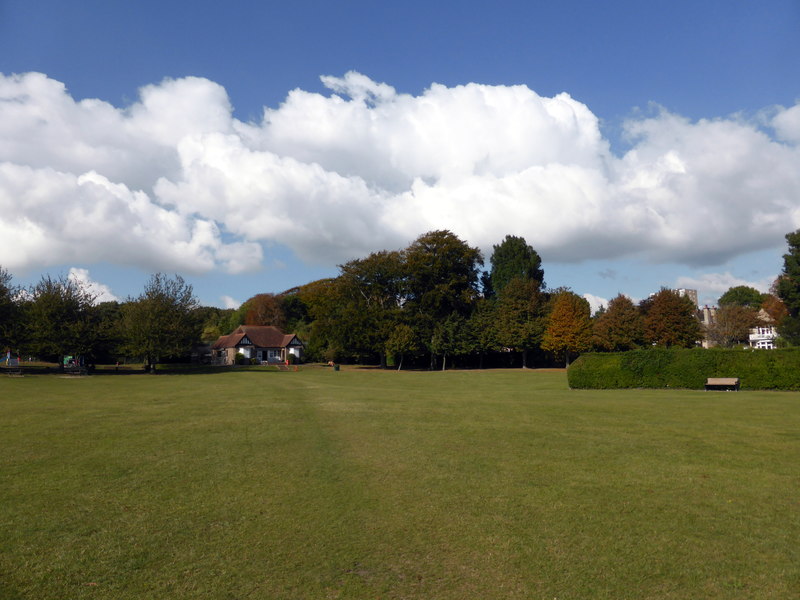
xmin=705 ymin=377 xmax=739 ymax=391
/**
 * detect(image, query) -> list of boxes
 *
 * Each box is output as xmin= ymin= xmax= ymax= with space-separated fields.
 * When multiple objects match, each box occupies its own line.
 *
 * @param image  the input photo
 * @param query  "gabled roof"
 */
xmin=212 ymin=326 xmax=303 ymax=350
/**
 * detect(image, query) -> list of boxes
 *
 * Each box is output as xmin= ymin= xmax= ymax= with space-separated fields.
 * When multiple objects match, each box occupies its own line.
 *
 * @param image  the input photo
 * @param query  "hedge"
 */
xmin=567 ymin=347 xmax=800 ymax=390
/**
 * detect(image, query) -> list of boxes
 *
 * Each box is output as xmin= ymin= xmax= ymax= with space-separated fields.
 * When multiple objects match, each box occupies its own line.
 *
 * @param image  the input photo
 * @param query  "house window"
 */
xmin=267 ymin=349 xmax=281 ymax=360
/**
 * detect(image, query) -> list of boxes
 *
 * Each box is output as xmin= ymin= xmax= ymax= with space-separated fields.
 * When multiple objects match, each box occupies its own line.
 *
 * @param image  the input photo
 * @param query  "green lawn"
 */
xmin=1 ymin=368 xmax=798 ymax=599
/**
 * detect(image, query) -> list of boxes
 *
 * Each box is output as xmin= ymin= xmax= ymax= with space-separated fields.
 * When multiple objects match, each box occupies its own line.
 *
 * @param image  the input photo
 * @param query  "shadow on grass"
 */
xmin=1 ymin=364 xmax=307 ymax=377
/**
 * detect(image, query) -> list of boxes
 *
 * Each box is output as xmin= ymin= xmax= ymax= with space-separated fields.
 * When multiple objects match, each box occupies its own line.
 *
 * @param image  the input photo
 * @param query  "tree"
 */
xmin=761 ymin=291 xmax=788 ymax=325
xmin=404 ymin=230 xmax=483 ymax=320
xmin=0 ymin=267 xmax=20 ymax=353
xmin=242 ymin=293 xmax=286 ymax=329
xmin=592 ymin=294 xmax=644 ymax=351
xmin=541 ymin=291 xmax=592 ymax=366
xmin=385 ymin=324 xmax=419 ymax=371
xmin=642 ymin=288 xmax=702 ymax=348
xmin=467 ymin=297 xmax=501 ymax=369
xmin=494 ymin=277 xmax=547 ymax=367
xmin=93 ymin=301 xmax=124 ymax=363
xmin=718 ymin=286 xmax=765 ymax=308
xmin=489 ymin=235 xmax=544 ymax=295
xmin=776 ymin=229 xmax=800 ymax=344
xmin=119 ymin=274 xmax=200 ymax=372
xmin=430 ymin=313 xmax=470 ymax=370
xmin=706 ymin=305 xmax=758 ymax=348
xmin=403 ymin=231 xmax=483 ymax=368
xmin=23 ymin=274 xmax=97 ymax=364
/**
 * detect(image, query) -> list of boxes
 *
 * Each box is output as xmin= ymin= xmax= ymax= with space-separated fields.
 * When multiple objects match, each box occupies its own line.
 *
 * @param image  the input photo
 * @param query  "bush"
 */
xmin=235 ymin=352 xmax=246 ymax=365
xmin=568 ymin=348 xmax=800 ymax=390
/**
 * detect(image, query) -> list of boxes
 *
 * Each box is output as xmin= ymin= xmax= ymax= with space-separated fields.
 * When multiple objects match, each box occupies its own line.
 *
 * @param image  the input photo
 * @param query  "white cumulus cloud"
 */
xmin=582 ymin=293 xmax=609 ymax=315
xmin=1 ymin=71 xmax=799 ymax=277
xmin=67 ymin=267 xmax=119 ymax=303
xmin=221 ymin=295 xmax=241 ymax=309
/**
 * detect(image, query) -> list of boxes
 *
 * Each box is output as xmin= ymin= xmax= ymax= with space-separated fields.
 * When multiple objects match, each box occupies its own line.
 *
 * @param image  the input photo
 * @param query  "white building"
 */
xmin=749 ymin=325 xmax=778 ymax=349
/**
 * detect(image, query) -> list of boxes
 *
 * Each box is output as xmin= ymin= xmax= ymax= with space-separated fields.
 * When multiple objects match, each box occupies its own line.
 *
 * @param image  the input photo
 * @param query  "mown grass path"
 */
xmin=1 ymin=369 xmax=798 ymax=599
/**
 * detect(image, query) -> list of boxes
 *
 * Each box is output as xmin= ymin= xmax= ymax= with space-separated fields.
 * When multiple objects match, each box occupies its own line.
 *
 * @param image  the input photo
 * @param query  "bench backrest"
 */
xmin=706 ymin=377 xmax=739 ymax=385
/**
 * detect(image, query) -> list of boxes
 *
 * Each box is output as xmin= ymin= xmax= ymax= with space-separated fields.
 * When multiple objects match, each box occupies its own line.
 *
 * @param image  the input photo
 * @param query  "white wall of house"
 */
xmin=749 ymin=326 xmax=778 ymax=349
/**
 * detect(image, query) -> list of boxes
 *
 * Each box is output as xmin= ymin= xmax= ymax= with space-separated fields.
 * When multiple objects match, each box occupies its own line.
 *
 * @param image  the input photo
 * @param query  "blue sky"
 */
xmin=1 ymin=0 xmax=799 ymax=311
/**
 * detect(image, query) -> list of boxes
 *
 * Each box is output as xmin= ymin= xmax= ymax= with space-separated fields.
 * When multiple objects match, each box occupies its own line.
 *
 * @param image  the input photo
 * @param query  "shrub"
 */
xmin=568 ymin=348 xmax=800 ymax=390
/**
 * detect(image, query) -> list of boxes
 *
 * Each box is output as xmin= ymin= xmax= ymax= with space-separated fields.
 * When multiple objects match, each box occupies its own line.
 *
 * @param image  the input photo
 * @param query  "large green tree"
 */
xmin=776 ymin=229 xmax=800 ymax=344
xmin=0 ymin=267 xmax=20 ymax=353
xmin=404 ymin=230 xmax=483 ymax=320
xmin=467 ymin=297 xmax=501 ymax=369
xmin=489 ymin=235 xmax=544 ymax=295
xmin=328 ymin=250 xmax=406 ymax=365
xmin=494 ymin=277 xmax=547 ymax=367
xmin=403 ymin=231 xmax=483 ymax=367
xmin=541 ymin=290 xmax=592 ymax=366
xmin=592 ymin=294 xmax=644 ymax=351
xmin=641 ymin=288 xmax=702 ymax=348
xmin=430 ymin=313 xmax=471 ymax=370
xmin=23 ymin=274 xmax=97 ymax=365
xmin=718 ymin=286 xmax=765 ymax=308
xmin=119 ymin=274 xmax=200 ymax=372
xmin=385 ymin=323 xmax=419 ymax=371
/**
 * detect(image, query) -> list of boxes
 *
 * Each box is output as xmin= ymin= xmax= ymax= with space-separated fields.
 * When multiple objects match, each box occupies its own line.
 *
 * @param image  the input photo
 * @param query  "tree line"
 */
xmin=2 ymin=229 xmax=800 ymax=370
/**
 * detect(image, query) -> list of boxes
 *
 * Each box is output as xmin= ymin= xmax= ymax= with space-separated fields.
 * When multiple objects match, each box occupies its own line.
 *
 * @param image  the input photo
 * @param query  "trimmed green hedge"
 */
xmin=568 ymin=348 xmax=800 ymax=390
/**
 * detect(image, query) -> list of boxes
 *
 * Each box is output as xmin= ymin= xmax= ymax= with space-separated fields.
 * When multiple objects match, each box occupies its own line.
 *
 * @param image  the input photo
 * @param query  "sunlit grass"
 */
xmin=1 ymin=369 xmax=798 ymax=598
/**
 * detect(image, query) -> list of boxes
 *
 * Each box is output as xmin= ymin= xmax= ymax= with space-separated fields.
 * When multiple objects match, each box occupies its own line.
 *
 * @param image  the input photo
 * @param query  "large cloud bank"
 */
xmin=1 ymin=71 xmax=798 ymax=274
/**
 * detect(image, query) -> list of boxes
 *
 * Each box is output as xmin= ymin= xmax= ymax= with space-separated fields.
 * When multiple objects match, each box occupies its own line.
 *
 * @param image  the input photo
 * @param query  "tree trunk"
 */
xmin=442 ymin=353 xmax=447 ymax=371
xmin=397 ymin=355 xmax=403 ymax=371
xmin=522 ymin=348 xmax=528 ymax=369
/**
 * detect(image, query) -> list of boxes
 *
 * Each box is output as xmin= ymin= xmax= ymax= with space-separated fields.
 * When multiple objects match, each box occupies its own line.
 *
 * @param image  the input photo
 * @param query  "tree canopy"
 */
xmin=494 ymin=277 xmax=547 ymax=367
xmin=718 ymin=286 xmax=765 ymax=308
xmin=706 ymin=305 xmax=758 ymax=348
xmin=777 ymin=229 xmax=800 ymax=344
xmin=119 ymin=274 xmax=200 ymax=371
xmin=489 ymin=235 xmax=544 ymax=295
xmin=0 ymin=267 xmax=19 ymax=352
xmin=592 ymin=294 xmax=644 ymax=351
xmin=404 ymin=230 xmax=483 ymax=322
xmin=24 ymin=274 xmax=97 ymax=363
xmin=541 ymin=290 xmax=592 ymax=366
xmin=243 ymin=293 xmax=286 ymax=329
xmin=642 ymin=289 xmax=702 ymax=348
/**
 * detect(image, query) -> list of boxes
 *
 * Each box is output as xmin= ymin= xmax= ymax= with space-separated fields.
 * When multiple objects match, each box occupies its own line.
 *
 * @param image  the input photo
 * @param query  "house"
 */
xmin=211 ymin=326 xmax=304 ymax=365
xmin=749 ymin=309 xmax=779 ymax=349
xmin=749 ymin=325 xmax=778 ymax=349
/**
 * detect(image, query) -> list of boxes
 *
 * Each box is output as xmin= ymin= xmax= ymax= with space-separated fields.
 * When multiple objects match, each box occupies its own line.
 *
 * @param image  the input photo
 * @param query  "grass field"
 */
xmin=1 ymin=368 xmax=799 ymax=599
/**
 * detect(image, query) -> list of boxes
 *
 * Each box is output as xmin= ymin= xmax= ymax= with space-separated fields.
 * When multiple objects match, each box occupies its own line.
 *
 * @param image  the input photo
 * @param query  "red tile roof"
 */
xmin=212 ymin=326 xmax=302 ymax=350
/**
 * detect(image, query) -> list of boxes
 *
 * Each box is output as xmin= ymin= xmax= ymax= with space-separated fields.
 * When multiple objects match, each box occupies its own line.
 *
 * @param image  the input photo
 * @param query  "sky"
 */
xmin=1 ymin=0 xmax=799 ymax=312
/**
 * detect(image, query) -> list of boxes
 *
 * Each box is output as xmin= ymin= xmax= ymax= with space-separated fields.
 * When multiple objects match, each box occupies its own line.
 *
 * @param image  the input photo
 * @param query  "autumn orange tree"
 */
xmin=542 ymin=290 xmax=592 ymax=366
xmin=592 ymin=294 xmax=644 ymax=351
xmin=641 ymin=288 xmax=701 ymax=347
xmin=243 ymin=293 xmax=286 ymax=328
